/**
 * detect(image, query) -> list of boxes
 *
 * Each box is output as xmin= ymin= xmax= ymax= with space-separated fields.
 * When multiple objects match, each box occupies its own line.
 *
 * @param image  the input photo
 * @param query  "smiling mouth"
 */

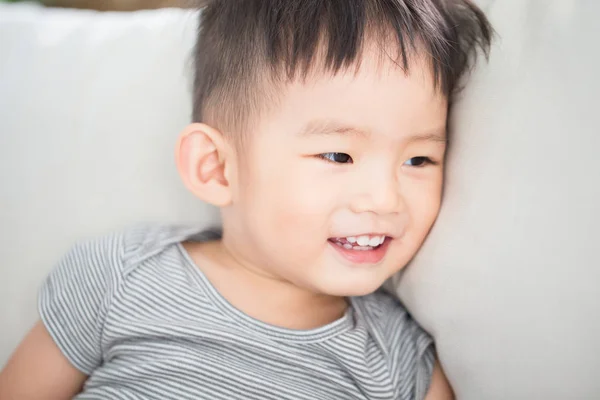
xmin=328 ymin=235 xmax=388 ymax=251
xmin=327 ymin=235 xmax=392 ymax=265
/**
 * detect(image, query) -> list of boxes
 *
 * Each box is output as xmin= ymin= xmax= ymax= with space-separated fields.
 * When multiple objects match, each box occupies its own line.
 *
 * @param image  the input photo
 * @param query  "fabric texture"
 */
xmin=40 ymin=225 xmax=435 ymax=400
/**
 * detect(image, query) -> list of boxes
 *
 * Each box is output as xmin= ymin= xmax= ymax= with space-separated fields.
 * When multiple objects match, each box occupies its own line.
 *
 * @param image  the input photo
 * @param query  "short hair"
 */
xmin=193 ymin=0 xmax=492 ymax=137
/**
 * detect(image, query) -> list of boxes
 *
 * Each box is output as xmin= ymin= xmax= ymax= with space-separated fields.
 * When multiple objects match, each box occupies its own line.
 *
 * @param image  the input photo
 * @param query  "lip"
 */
xmin=328 ymin=237 xmax=392 ymax=265
xmin=333 ymin=233 xmax=394 ymax=240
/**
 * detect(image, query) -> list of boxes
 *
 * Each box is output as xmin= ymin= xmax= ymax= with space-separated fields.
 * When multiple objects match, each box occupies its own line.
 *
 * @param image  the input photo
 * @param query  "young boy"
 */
xmin=0 ymin=1 xmax=491 ymax=399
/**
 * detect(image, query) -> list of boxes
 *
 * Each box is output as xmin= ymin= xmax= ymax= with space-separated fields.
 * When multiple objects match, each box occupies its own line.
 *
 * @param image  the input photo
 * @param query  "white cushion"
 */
xmin=0 ymin=4 xmax=218 ymax=364
xmin=394 ymin=1 xmax=600 ymax=399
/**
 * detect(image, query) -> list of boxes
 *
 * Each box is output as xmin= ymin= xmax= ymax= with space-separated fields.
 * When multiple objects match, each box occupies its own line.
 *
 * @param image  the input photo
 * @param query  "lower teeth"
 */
xmin=336 ymin=241 xmax=376 ymax=251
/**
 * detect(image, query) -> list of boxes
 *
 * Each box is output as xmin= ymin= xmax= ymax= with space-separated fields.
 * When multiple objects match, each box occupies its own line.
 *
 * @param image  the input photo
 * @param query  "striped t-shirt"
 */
xmin=40 ymin=225 xmax=435 ymax=400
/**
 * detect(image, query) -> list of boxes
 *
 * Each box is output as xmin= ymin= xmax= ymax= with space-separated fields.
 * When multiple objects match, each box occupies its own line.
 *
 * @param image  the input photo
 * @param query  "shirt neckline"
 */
xmin=175 ymin=242 xmax=355 ymax=343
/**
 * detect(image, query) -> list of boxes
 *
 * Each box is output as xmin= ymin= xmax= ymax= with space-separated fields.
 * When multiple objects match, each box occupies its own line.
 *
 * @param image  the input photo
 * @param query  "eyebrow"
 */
xmin=297 ymin=120 xmax=370 ymax=138
xmin=406 ymin=132 xmax=448 ymax=144
xmin=297 ymin=119 xmax=448 ymax=143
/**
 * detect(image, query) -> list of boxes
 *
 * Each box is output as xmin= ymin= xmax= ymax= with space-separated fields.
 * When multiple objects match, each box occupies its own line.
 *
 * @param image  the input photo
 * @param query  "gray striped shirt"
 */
xmin=39 ymin=225 xmax=435 ymax=400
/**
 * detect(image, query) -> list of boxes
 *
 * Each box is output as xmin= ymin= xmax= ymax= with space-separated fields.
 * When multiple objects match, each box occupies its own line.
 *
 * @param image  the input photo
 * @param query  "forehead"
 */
xmin=259 ymin=54 xmax=448 ymax=140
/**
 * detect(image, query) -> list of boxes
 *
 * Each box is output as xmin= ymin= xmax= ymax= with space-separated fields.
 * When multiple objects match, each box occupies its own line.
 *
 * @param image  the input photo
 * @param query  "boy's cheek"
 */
xmin=261 ymin=171 xmax=339 ymax=217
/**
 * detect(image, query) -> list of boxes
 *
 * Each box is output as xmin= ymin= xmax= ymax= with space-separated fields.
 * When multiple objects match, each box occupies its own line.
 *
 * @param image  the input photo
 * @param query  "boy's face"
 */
xmin=224 ymin=55 xmax=447 ymax=297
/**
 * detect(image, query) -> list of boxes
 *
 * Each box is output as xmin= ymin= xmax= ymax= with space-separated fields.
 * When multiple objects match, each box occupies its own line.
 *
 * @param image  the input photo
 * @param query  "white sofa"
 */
xmin=1 ymin=2 xmax=599 ymax=399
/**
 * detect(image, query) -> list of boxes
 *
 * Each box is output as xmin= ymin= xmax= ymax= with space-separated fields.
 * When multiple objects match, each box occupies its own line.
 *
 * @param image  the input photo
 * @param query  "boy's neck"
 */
xmin=183 ymin=240 xmax=349 ymax=330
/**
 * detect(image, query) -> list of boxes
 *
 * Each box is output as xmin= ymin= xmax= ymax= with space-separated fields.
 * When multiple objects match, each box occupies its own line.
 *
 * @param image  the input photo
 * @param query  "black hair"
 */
xmin=193 ymin=0 xmax=492 ymax=135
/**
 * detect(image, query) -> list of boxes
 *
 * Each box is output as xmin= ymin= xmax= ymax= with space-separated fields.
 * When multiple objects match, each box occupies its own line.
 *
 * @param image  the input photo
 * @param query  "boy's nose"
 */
xmin=349 ymin=173 xmax=403 ymax=215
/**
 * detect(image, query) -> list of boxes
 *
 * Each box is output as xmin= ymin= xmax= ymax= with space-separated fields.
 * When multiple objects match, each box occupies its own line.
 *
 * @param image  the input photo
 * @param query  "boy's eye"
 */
xmin=404 ymin=156 xmax=434 ymax=167
xmin=319 ymin=153 xmax=353 ymax=164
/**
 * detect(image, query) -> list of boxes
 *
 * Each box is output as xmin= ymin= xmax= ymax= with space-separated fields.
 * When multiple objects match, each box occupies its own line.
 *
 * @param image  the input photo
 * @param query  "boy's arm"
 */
xmin=0 ymin=321 xmax=87 ymax=400
xmin=424 ymin=361 xmax=454 ymax=400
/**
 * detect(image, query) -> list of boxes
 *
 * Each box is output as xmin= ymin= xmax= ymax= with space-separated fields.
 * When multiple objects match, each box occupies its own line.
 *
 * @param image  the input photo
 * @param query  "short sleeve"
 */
xmin=412 ymin=324 xmax=435 ymax=400
xmin=369 ymin=292 xmax=436 ymax=400
xmin=38 ymin=234 xmax=123 ymax=374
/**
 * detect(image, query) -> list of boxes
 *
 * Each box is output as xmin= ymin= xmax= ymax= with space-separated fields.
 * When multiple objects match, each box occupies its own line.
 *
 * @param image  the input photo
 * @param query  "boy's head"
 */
xmin=177 ymin=0 xmax=491 ymax=296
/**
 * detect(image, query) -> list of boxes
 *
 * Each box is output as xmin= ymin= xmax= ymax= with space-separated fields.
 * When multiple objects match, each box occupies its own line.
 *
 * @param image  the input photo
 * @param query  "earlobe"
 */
xmin=175 ymin=123 xmax=233 ymax=207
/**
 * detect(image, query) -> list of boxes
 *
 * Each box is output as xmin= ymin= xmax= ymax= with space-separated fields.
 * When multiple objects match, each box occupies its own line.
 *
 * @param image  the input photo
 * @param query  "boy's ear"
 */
xmin=175 ymin=123 xmax=234 ymax=207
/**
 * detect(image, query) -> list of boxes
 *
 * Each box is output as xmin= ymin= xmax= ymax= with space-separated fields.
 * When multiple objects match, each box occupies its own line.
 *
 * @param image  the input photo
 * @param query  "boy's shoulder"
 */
xmin=39 ymin=224 xmax=218 ymax=374
xmin=354 ymin=288 xmax=411 ymax=321
xmin=67 ymin=224 xmax=216 ymax=272
xmin=351 ymin=289 xmax=435 ymax=397
xmin=119 ymin=224 xmax=215 ymax=269
xmin=353 ymin=288 xmax=432 ymax=348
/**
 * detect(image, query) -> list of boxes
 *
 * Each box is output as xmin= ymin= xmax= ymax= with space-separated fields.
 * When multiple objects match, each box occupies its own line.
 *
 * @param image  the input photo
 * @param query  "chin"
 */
xmin=315 ymin=277 xmax=385 ymax=298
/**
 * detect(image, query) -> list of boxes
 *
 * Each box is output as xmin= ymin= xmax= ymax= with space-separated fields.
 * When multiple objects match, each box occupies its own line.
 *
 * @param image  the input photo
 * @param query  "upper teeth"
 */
xmin=347 ymin=235 xmax=385 ymax=247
